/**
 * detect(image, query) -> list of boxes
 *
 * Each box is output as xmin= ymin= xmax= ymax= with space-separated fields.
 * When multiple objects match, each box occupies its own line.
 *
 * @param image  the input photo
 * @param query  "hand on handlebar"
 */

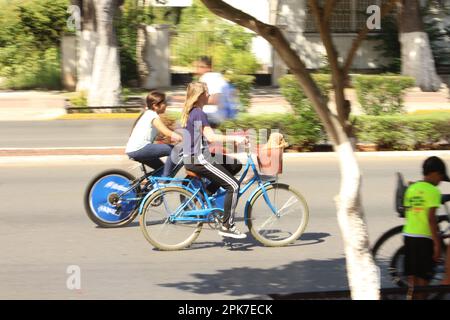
xmin=234 ymin=136 xmax=249 ymax=145
xmin=171 ymin=132 xmax=183 ymax=143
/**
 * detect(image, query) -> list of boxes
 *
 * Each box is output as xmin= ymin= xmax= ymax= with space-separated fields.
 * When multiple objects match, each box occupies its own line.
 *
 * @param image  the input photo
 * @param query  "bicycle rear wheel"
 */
xmin=84 ymin=170 xmax=141 ymax=228
xmin=246 ymin=183 xmax=309 ymax=247
xmin=139 ymin=186 xmax=204 ymax=251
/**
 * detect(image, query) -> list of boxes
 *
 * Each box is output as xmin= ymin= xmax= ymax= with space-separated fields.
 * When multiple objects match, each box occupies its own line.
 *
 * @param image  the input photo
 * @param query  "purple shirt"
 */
xmin=184 ymin=107 xmax=210 ymax=157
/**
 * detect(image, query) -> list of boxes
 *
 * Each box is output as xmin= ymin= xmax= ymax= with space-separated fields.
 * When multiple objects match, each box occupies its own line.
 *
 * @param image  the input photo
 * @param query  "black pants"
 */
xmin=185 ymin=153 xmax=242 ymax=227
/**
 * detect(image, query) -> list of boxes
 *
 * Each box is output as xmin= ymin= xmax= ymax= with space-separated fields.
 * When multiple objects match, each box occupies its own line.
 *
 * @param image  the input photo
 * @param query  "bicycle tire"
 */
xmin=246 ymin=183 xmax=309 ymax=247
xmin=139 ymin=186 xmax=204 ymax=251
xmin=372 ymin=215 xmax=449 ymax=287
xmin=84 ymin=169 xmax=141 ymax=228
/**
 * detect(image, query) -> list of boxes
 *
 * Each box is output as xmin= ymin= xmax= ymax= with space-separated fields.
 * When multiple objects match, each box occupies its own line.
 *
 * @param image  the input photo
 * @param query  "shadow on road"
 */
xmin=158 ymin=257 xmax=348 ymax=298
xmin=176 ymin=232 xmax=331 ymax=252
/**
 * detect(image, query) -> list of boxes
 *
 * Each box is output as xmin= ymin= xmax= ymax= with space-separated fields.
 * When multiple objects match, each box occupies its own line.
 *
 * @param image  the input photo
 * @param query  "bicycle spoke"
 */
xmin=277 ymin=196 xmax=298 ymax=217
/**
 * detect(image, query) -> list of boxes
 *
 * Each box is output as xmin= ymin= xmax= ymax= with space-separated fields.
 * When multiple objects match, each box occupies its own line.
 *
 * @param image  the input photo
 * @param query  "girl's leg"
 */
xmin=186 ymin=160 xmax=239 ymax=227
xmin=222 ymin=154 xmax=242 ymax=176
xmin=161 ymin=144 xmax=177 ymax=177
xmin=127 ymin=144 xmax=172 ymax=173
xmin=206 ymin=153 xmax=242 ymax=194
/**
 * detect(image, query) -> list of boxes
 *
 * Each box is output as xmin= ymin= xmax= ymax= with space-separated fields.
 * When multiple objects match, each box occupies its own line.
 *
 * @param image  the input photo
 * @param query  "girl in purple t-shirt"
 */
xmin=180 ymin=82 xmax=247 ymax=239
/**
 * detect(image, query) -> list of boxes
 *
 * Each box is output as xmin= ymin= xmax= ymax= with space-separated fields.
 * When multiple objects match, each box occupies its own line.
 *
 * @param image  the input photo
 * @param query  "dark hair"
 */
xmin=146 ymin=91 xmax=165 ymax=111
xmin=422 ymin=156 xmax=450 ymax=181
xmin=199 ymin=56 xmax=212 ymax=67
xmin=129 ymin=91 xmax=166 ymax=136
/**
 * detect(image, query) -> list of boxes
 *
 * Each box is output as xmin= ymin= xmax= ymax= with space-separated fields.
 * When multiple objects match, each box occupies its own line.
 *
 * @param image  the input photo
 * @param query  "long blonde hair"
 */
xmin=180 ymin=82 xmax=208 ymax=128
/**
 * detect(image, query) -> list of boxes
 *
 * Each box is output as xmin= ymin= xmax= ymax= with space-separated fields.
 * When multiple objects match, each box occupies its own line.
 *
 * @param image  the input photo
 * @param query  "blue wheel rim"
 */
xmin=89 ymin=174 xmax=138 ymax=224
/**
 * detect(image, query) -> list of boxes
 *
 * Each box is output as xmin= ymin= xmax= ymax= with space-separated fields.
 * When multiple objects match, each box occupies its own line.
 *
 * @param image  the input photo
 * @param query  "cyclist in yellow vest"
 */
xmin=403 ymin=156 xmax=449 ymax=299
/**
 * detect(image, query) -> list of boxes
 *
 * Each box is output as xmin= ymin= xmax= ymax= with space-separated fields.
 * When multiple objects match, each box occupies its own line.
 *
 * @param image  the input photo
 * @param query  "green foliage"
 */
xmin=353 ymin=75 xmax=415 ymax=115
xmin=66 ymin=91 xmax=93 ymax=113
xmin=373 ymin=15 xmax=401 ymax=73
xmin=170 ymin=0 xmax=260 ymax=74
xmin=116 ymin=1 xmax=181 ymax=84
xmin=69 ymin=91 xmax=88 ymax=108
xmin=374 ymin=2 xmax=450 ymax=71
xmin=116 ymin=1 xmax=140 ymax=84
xmin=220 ymin=113 xmax=324 ymax=151
xmin=278 ymin=74 xmax=332 ymax=137
xmin=423 ymin=2 xmax=450 ymax=66
xmin=225 ymin=74 xmax=255 ymax=111
xmin=0 ymin=0 xmax=69 ymax=89
xmin=354 ymin=113 xmax=450 ymax=150
xmin=219 ymin=112 xmax=450 ymax=151
xmin=16 ymin=0 xmax=70 ymax=48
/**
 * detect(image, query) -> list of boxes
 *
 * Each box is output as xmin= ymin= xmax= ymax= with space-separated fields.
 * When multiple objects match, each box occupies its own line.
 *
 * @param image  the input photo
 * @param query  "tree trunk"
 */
xmin=136 ymin=24 xmax=150 ymax=88
xmin=87 ymin=0 xmax=121 ymax=107
xmin=76 ymin=0 xmax=97 ymax=92
xmin=200 ymin=0 xmax=380 ymax=300
xmin=399 ymin=0 xmax=441 ymax=91
xmin=334 ymin=134 xmax=380 ymax=299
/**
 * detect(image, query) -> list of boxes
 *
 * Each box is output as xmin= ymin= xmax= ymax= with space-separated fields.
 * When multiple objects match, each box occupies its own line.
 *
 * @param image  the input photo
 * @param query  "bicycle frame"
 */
xmin=144 ymin=143 xmax=281 ymax=225
xmin=114 ymin=158 xmax=186 ymax=204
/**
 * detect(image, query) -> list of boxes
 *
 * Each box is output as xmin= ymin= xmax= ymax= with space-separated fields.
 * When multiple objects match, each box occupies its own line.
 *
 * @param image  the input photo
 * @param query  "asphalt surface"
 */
xmin=0 ymin=120 xmax=133 ymax=148
xmin=1 ymin=156 xmax=450 ymax=299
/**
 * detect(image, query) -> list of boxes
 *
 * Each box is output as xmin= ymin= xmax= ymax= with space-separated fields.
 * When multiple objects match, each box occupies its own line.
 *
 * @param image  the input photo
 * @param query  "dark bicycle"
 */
xmin=372 ymin=173 xmax=450 ymax=288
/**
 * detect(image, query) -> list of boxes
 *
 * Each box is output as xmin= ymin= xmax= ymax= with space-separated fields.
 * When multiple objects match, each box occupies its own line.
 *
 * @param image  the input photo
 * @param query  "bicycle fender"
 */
xmin=243 ymin=182 xmax=273 ymax=226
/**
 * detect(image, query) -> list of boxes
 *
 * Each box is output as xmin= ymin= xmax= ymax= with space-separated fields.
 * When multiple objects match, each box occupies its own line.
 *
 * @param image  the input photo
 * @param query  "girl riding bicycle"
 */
xmin=180 ymin=82 xmax=247 ymax=239
xmin=126 ymin=91 xmax=182 ymax=177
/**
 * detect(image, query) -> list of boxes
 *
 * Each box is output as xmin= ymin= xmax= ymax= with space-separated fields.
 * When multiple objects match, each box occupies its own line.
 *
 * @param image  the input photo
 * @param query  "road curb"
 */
xmin=0 ymin=148 xmax=448 ymax=165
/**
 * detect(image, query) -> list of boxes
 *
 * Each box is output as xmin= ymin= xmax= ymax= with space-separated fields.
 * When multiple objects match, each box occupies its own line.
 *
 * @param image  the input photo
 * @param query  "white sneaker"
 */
xmin=218 ymin=224 xmax=247 ymax=239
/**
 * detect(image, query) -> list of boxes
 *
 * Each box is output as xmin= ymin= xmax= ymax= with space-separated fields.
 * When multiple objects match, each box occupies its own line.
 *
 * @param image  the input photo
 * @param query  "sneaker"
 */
xmin=218 ymin=224 xmax=247 ymax=239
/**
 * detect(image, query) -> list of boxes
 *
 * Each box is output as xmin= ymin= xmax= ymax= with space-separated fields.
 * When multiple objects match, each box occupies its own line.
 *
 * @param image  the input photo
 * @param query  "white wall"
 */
xmin=61 ymin=36 xmax=78 ymax=91
xmin=275 ymin=0 xmax=392 ymax=73
xmin=224 ymin=0 xmax=273 ymax=69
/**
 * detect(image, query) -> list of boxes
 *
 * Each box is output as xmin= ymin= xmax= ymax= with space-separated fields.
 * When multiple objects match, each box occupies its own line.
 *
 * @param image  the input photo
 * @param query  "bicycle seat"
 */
xmin=185 ymin=170 xmax=200 ymax=178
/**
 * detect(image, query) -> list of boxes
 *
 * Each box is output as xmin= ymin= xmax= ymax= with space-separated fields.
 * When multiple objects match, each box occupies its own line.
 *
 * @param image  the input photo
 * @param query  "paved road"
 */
xmin=0 ymin=120 xmax=133 ymax=148
xmin=1 ymin=156 xmax=449 ymax=299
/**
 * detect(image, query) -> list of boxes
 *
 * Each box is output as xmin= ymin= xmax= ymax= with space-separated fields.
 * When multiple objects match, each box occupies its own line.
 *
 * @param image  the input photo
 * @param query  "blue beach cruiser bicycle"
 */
xmin=138 ymin=141 xmax=309 ymax=250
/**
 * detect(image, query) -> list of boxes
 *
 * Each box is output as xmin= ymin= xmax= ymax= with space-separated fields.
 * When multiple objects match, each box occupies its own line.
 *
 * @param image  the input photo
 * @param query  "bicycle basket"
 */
xmin=256 ymin=145 xmax=284 ymax=176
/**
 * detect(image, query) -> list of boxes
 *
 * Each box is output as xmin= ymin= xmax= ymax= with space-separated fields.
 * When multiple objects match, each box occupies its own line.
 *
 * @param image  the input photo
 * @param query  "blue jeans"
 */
xmin=127 ymin=143 xmax=175 ymax=177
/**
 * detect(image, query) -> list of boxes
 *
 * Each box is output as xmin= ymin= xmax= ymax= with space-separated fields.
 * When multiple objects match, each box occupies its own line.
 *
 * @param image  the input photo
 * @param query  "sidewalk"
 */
xmin=0 ymin=91 xmax=67 ymax=121
xmin=0 ymin=86 xmax=449 ymax=121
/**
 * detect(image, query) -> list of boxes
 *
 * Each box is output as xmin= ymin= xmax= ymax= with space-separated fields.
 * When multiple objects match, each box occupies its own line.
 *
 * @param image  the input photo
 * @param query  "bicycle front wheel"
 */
xmin=139 ymin=186 xmax=204 ymax=251
xmin=247 ymin=183 xmax=309 ymax=247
